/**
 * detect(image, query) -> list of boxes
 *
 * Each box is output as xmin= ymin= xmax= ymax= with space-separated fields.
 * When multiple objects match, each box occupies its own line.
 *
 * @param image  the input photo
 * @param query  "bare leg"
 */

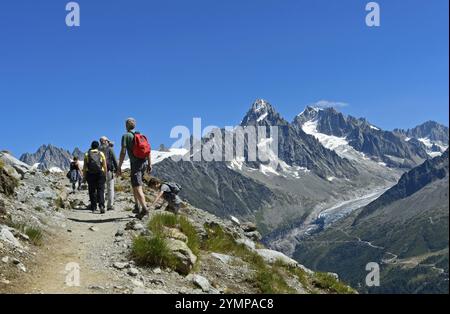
xmin=133 ymin=186 xmax=147 ymax=209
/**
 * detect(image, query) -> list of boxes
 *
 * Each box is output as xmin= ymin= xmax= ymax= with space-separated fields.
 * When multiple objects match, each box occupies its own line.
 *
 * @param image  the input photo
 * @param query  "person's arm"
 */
xmin=152 ymin=190 xmax=164 ymax=207
xmin=118 ymin=147 xmax=126 ymax=176
xmin=102 ymin=153 xmax=108 ymax=175
xmin=118 ymin=135 xmax=127 ymax=176
xmin=82 ymin=154 xmax=88 ymax=179
xmin=110 ymin=147 xmax=119 ymax=172
xmin=77 ymin=161 xmax=83 ymax=178
xmin=146 ymin=151 xmax=152 ymax=173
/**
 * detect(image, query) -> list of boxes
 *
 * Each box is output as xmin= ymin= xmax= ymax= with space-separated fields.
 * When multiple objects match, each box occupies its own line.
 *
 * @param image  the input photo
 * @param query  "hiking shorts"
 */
xmin=130 ymin=159 xmax=146 ymax=187
xmin=166 ymin=202 xmax=180 ymax=214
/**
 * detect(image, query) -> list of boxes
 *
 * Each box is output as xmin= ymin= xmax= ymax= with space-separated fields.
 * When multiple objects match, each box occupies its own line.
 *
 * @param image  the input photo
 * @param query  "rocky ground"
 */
xmin=0 ymin=152 xmax=355 ymax=294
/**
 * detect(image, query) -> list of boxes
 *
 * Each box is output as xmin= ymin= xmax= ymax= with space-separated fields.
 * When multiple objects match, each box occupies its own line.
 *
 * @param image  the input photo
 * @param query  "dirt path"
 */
xmin=13 ymin=192 xmax=136 ymax=294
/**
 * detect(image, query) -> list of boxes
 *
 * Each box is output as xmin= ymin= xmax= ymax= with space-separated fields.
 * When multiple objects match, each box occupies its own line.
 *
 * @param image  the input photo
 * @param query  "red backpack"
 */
xmin=132 ymin=132 xmax=151 ymax=159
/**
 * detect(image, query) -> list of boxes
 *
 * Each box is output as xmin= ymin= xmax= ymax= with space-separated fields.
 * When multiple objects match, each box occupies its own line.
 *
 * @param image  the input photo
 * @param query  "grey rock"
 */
xmin=130 ymin=279 xmax=144 ymax=287
xmin=113 ymin=262 xmax=129 ymax=270
xmin=211 ymin=253 xmax=234 ymax=264
xmin=127 ymin=268 xmax=140 ymax=276
xmin=115 ymin=229 xmax=124 ymax=237
xmin=245 ymin=231 xmax=262 ymax=241
xmin=241 ymin=222 xmax=257 ymax=232
xmin=35 ymin=190 xmax=56 ymax=200
xmin=236 ymin=238 xmax=256 ymax=250
xmin=133 ymin=223 xmax=144 ymax=231
xmin=0 ymin=152 xmax=30 ymax=175
xmin=256 ymin=249 xmax=298 ymax=267
xmin=132 ymin=287 xmax=168 ymax=294
xmin=166 ymin=238 xmax=197 ymax=275
xmin=192 ymin=274 xmax=212 ymax=292
xmin=16 ymin=262 xmax=27 ymax=272
xmin=149 ymin=278 xmax=165 ymax=286
xmin=230 ymin=216 xmax=240 ymax=226
xmin=0 ymin=226 xmax=23 ymax=248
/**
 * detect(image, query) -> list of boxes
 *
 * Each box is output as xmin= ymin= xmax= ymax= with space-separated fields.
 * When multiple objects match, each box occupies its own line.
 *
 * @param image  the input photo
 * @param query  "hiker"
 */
xmin=68 ymin=156 xmax=83 ymax=192
xmin=117 ymin=118 xmax=152 ymax=220
xmin=151 ymin=182 xmax=182 ymax=214
xmin=99 ymin=136 xmax=119 ymax=211
xmin=83 ymin=141 xmax=108 ymax=213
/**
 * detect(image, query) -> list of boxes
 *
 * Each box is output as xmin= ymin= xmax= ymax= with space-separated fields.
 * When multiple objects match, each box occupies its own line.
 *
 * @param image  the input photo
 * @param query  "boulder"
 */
xmin=166 ymin=238 xmax=197 ymax=275
xmin=191 ymin=274 xmax=212 ymax=292
xmin=127 ymin=268 xmax=140 ymax=276
xmin=241 ymin=222 xmax=257 ymax=232
xmin=0 ymin=152 xmax=30 ymax=176
xmin=0 ymin=168 xmax=18 ymax=196
xmin=230 ymin=215 xmax=240 ymax=226
xmin=236 ymin=238 xmax=256 ymax=250
xmin=211 ymin=253 xmax=234 ymax=264
xmin=256 ymin=249 xmax=298 ymax=267
xmin=125 ymin=221 xmax=145 ymax=231
xmin=0 ymin=225 xmax=23 ymax=248
xmin=113 ymin=262 xmax=129 ymax=270
xmin=245 ymin=231 xmax=262 ymax=241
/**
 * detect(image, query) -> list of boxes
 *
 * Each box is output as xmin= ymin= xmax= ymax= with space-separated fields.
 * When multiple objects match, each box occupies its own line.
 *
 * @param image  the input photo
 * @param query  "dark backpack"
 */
xmin=69 ymin=169 xmax=78 ymax=182
xmin=100 ymin=145 xmax=115 ymax=172
xmin=87 ymin=150 xmax=103 ymax=174
xmin=165 ymin=182 xmax=181 ymax=195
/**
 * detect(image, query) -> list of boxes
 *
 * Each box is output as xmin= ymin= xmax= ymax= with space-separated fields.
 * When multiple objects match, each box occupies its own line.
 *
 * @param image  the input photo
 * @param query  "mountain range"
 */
xmin=16 ymin=99 xmax=449 ymax=293
xmin=19 ymin=145 xmax=83 ymax=171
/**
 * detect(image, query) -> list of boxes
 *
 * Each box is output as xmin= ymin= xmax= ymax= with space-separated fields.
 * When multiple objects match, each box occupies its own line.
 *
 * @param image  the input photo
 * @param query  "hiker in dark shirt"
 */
xmin=83 ymin=141 xmax=108 ymax=213
xmin=68 ymin=156 xmax=83 ymax=192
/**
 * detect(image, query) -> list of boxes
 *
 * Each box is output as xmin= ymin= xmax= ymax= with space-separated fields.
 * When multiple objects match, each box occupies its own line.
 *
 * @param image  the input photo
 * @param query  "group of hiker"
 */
xmin=67 ymin=118 xmax=182 ymax=220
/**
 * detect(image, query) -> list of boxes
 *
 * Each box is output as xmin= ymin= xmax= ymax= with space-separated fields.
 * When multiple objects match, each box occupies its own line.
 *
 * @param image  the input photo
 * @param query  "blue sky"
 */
xmin=0 ymin=0 xmax=448 ymax=156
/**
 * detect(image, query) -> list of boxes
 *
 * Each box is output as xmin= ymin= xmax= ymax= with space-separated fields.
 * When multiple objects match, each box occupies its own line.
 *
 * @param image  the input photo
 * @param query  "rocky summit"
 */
xmin=19 ymin=144 xmax=82 ymax=171
xmin=0 ymin=152 xmax=354 ymax=294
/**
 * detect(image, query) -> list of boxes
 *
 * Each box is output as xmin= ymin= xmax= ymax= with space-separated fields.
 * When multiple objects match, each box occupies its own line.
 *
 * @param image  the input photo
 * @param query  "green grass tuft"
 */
xmin=254 ymin=266 xmax=296 ymax=294
xmin=131 ymin=235 xmax=176 ymax=268
xmin=148 ymin=213 xmax=200 ymax=255
xmin=24 ymin=226 xmax=43 ymax=246
xmin=312 ymin=272 xmax=356 ymax=294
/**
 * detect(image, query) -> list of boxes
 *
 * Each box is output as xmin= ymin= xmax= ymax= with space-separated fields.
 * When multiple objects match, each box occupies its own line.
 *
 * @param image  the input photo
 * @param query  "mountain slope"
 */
xmin=240 ymin=100 xmax=358 ymax=179
xmin=293 ymin=151 xmax=449 ymax=293
xmin=294 ymin=106 xmax=429 ymax=168
xmin=394 ymin=121 xmax=449 ymax=158
xmin=19 ymin=145 xmax=75 ymax=171
xmin=153 ymin=99 xmax=400 ymax=236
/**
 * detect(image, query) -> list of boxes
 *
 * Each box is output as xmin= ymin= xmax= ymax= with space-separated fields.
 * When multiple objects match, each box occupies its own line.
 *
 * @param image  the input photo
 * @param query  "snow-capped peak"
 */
xmin=251 ymin=99 xmax=270 ymax=114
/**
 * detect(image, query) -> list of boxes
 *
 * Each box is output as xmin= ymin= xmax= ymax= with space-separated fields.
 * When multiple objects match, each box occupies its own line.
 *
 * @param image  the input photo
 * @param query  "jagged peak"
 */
xmin=241 ymin=99 xmax=287 ymax=126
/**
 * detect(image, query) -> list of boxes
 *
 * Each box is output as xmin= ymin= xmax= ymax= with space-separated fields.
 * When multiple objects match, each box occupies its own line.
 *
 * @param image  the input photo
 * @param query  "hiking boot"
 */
xmin=100 ymin=206 xmax=106 ymax=214
xmin=132 ymin=204 xmax=140 ymax=214
xmin=136 ymin=208 xmax=149 ymax=220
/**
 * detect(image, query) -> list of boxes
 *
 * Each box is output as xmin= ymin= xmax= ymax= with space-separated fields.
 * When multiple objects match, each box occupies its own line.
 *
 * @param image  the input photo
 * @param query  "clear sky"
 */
xmin=0 ymin=0 xmax=448 ymax=157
